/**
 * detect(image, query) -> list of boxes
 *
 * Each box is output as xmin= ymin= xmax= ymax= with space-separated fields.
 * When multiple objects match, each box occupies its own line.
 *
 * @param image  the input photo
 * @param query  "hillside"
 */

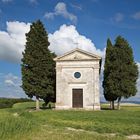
xmin=0 ymin=102 xmax=140 ymax=140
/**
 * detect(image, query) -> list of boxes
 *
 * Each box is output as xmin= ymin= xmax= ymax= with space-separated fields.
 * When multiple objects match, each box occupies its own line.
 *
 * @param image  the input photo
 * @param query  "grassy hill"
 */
xmin=0 ymin=102 xmax=140 ymax=140
xmin=0 ymin=98 xmax=33 ymax=109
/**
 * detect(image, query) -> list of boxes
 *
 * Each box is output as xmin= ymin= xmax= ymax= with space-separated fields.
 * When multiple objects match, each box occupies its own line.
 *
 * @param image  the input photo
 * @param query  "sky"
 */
xmin=0 ymin=0 xmax=140 ymax=101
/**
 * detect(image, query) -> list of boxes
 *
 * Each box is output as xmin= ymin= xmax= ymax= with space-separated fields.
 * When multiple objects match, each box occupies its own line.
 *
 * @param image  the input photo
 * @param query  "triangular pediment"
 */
xmin=54 ymin=48 xmax=101 ymax=61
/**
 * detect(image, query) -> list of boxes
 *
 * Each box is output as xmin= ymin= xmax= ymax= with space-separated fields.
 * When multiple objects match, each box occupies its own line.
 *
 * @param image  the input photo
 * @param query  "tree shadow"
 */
xmin=101 ymin=106 xmax=117 ymax=110
xmin=40 ymin=106 xmax=55 ymax=110
xmin=101 ymin=107 xmax=112 ymax=110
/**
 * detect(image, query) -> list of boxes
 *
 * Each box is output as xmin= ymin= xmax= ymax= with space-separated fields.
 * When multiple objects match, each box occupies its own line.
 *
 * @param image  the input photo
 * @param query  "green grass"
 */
xmin=0 ymin=102 xmax=140 ymax=140
xmin=0 ymin=98 xmax=33 ymax=109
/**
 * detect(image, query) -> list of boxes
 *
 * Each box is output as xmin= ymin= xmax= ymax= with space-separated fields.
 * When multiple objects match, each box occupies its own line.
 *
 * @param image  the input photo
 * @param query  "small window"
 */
xmin=74 ymin=72 xmax=81 ymax=79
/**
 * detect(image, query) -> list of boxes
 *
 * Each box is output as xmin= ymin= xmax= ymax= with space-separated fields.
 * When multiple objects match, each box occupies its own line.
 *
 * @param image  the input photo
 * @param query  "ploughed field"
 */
xmin=0 ymin=101 xmax=140 ymax=140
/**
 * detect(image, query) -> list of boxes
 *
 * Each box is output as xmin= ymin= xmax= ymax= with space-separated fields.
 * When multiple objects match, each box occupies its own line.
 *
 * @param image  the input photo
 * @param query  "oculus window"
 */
xmin=74 ymin=72 xmax=81 ymax=79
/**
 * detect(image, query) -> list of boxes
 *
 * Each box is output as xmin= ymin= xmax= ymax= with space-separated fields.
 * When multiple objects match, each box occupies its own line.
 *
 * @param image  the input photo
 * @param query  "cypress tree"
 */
xmin=103 ymin=36 xmax=139 ymax=110
xmin=103 ymin=39 xmax=118 ymax=109
xmin=21 ymin=20 xmax=56 ymax=110
xmin=113 ymin=36 xmax=138 ymax=109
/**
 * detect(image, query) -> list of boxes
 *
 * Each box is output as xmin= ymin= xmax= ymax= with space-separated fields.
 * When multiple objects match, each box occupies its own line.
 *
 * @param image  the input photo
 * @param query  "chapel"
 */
xmin=54 ymin=48 xmax=101 ymax=110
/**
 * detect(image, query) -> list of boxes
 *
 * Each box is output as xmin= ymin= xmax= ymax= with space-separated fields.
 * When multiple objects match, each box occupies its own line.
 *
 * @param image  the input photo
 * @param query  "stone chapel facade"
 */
xmin=54 ymin=48 xmax=101 ymax=110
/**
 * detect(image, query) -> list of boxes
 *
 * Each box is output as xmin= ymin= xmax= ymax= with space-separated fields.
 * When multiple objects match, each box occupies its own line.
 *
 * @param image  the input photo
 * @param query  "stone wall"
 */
xmin=55 ymin=60 xmax=100 ymax=110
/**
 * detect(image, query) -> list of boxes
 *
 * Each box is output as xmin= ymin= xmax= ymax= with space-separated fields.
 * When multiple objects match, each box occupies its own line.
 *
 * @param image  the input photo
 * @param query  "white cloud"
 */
xmin=4 ymin=73 xmax=19 ymax=87
xmin=0 ymin=73 xmax=26 ymax=98
xmin=4 ymin=79 xmax=15 ymax=86
xmin=0 ymin=22 xmax=104 ymax=62
xmin=132 ymin=12 xmax=140 ymax=20
xmin=45 ymin=12 xmax=54 ymax=19
xmin=0 ymin=21 xmax=30 ymax=63
xmin=44 ymin=2 xmax=77 ymax=23
xmin=48 ymin=24 xmax=105 ymax=57
xmin=0 ymin=20 xmax=139 ymax=102
xmin=0 ymin=21 xmax=105 ymax=99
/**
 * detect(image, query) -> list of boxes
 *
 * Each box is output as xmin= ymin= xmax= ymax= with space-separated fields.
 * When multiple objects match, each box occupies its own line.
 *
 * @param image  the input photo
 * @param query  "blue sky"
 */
xmin=0 ymin=0 xmax=140 ymax=101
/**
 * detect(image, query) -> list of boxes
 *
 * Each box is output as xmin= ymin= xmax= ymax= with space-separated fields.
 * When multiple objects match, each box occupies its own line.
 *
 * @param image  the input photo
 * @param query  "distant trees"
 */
xmin=103 ymin=36 xmax=138 ymax=110
xmin=21 ymin=20 xmax=56 ymax=110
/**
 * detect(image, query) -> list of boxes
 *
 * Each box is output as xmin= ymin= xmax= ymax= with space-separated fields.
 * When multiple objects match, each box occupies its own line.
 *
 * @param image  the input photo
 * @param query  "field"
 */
xmin=0 ymin=102 xmax=140 ymax=140
xmin=0 ymin=98 xmax=33 ymax=109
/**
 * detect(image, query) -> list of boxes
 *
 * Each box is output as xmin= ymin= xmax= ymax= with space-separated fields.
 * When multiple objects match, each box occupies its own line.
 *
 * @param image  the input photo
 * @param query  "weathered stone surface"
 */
xmin=54 ymin=48 xmax=101 ymax=110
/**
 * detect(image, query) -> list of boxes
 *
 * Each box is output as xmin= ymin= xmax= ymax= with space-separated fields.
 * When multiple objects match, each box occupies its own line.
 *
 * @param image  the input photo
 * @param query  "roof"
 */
xmin=54 ymin=48 xmax=102 ymax=61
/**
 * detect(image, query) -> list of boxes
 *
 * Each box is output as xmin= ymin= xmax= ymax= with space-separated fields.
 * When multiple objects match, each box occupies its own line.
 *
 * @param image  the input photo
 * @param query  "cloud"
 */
xmin=4 ymin=73 xmax=19 ymax=87
xmin=4 ymin=79 xmax=15 ymax=86
xmin=0 ymin=22 xmax=104 ymax=62
xmin=1 ymin=0 xmax=38 ymax=4
xmin=44 ymin=2 xmax=77 ymax=23
xmin=29 ymin=0 xmax=38 ymax=5
xmin=5 ymin=73 xmax=18 ymax=81
xmin=0 ymin=73 xmax=26 ymax=98
xmin=49 ymin=24 xmax=105 ymax=57
xmin=0 ymin=21 xmax=105 ymax=99
xmin=132 ymin=12 xmax=140 ymax=20
xmin=0 ymin=21 xmax=30 ymax=63
xmin=111 ymin=13 xmax=124 ymax=23
xmin=48 ymin=23 xmax=104 ymax=101
xmin=71 ymin=3 xmax=82 ymax=10
xmin=0 ymin=20 xmax=139 ymax=102
xmin=1 ymin=0 xmax=12 ymax=3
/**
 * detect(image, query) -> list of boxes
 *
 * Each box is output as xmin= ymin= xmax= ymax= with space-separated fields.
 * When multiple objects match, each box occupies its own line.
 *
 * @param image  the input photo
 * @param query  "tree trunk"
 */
xmin=36 ymin=96 xmax=40 ymax=110
xmin=117 ymin=97 xmax=121 ymax=110
xmin=110 ymin=101 xmax=112 ymax=109
xmin=44 ymin=97 xmax=50 ymax=106
xmin=112 ymin=101 xmax=115 ymax=110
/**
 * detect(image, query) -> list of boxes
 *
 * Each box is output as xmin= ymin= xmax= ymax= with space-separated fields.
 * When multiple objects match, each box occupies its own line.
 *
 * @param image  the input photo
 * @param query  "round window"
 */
xmin=74 ymin=72 xmax=81 ymax=79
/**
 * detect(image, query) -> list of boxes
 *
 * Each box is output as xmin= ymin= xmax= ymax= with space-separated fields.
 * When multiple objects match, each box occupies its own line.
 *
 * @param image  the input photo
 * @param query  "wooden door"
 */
xmin=72 ymin=89 xmax=83 ymax=108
